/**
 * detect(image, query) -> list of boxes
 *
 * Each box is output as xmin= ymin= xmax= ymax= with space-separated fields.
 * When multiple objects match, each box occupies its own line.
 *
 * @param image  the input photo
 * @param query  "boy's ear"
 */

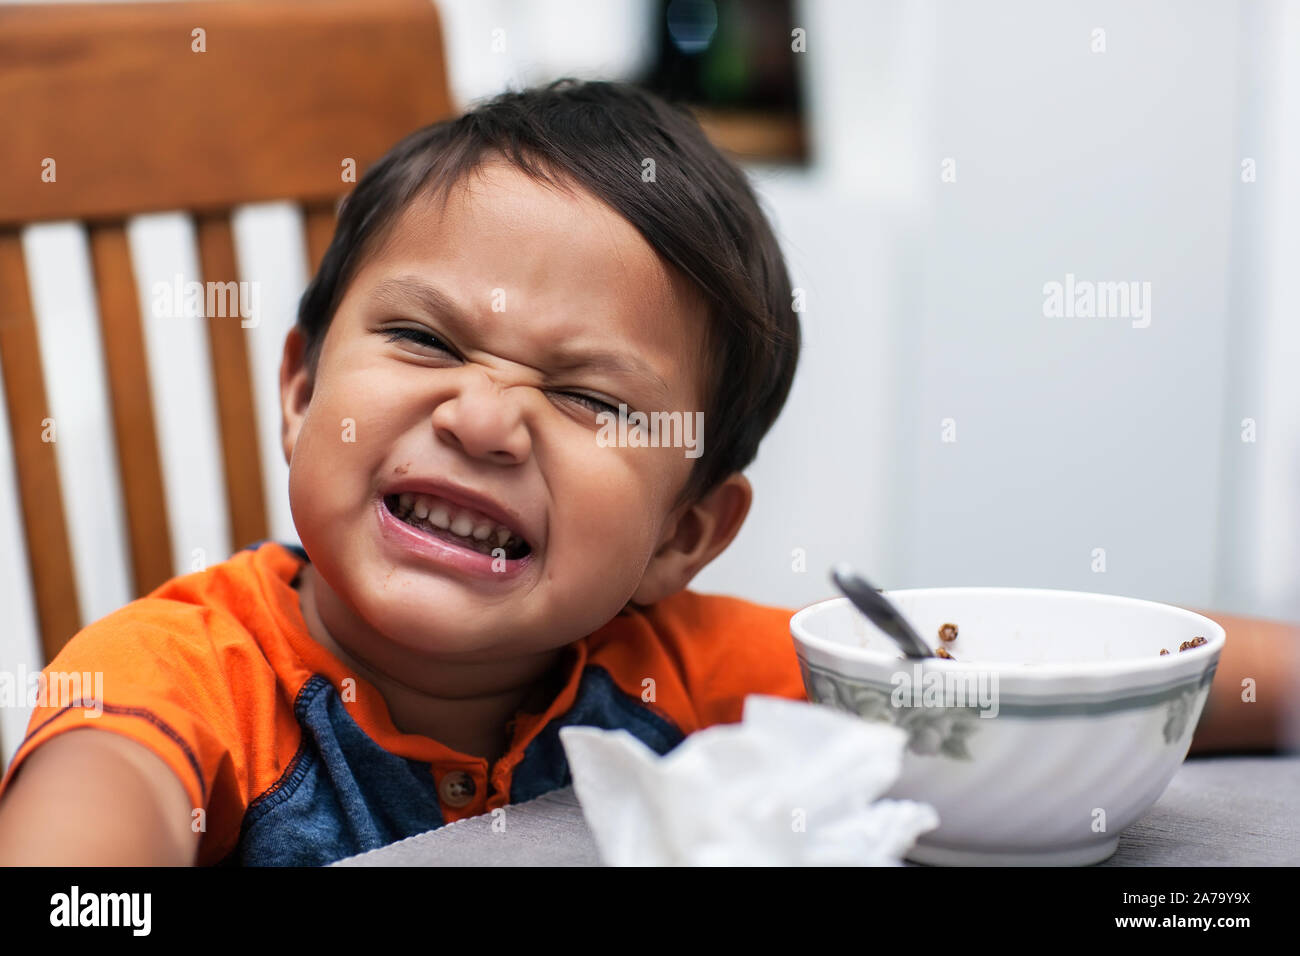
xmin=279 ymin=326 xmax=314 ymax=465
xmin=631 ymin=472 xmax=753 ymax=606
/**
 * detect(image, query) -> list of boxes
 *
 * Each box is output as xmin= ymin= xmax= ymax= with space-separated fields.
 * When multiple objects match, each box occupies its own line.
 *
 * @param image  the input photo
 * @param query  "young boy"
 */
xmin=0 ymin=79 xmax=806 ymax=865
xmin=0 ymin=80 xmax=1291 ymax=866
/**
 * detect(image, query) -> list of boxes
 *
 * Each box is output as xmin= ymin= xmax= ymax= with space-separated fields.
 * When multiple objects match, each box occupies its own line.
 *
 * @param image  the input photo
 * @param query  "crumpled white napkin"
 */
xmin=558 ymin=694 xmax=939 ymax=865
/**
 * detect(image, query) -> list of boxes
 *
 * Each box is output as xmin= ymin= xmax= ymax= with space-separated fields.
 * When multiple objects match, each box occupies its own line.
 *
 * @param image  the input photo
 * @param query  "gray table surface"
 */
xmin=333 ymin=754 xmax=1300 ymax=867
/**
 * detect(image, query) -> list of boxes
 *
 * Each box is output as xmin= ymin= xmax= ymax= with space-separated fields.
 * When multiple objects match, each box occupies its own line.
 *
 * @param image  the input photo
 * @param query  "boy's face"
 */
xmin=280 ymin=161 xmax=743 ymax=662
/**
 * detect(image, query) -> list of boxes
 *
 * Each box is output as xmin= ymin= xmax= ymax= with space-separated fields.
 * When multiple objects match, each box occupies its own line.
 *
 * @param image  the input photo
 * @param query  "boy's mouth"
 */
xmin=382 ymin=492 xmax=532 ymax=560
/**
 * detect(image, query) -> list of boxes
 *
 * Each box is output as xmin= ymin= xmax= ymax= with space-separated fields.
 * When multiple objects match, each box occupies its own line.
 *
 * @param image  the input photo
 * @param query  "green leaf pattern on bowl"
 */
xmin=1161 ymin=685 xmax=1201 ymax=744
xmin=800 ymin=660 xmax=980 ymax=761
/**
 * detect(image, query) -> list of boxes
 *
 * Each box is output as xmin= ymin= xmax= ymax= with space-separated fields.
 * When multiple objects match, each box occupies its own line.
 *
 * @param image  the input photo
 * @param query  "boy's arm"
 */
xmin=1186 ymin=611 xmax=1300 ymax=756
xmin=0 ymin=729 xmax=201 ymax=865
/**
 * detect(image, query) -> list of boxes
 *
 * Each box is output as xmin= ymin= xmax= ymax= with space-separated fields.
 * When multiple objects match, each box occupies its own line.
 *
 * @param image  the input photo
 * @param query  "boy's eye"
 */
xmin=561 ymin=392 xmax=623 ymax=417
xmin=383 ymin=326 xmax=627 ymax=419
xmin=382 ymin=326 xmax=454 ymax=353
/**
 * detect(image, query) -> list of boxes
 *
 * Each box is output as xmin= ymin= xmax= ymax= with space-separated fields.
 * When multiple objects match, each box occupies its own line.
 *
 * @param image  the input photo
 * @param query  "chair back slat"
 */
xmin=0 ymin=232 xmax=84 ymax=662
xmin=197 ymin=213 xmax=269 ymax=553
xmin=303 ymin=203 xmax=339 ymax=277
xmin=87 ymin=222 xmax=177 ymax=596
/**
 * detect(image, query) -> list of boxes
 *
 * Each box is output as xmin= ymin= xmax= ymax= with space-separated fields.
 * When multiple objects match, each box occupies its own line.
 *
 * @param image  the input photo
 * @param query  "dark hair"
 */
xmin=296 ymin=78 xmax=800 ymax=506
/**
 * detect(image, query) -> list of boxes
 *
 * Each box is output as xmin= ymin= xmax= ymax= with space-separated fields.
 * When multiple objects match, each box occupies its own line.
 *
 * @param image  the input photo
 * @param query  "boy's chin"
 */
xmin=359 ymin=572 xmax=629 ymax=656
xmin=368 ymin=605 xmax=550 ymax=660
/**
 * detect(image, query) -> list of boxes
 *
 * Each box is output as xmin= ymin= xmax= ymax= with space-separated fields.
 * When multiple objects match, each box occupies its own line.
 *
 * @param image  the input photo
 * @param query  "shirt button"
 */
xmin=438 ymin=770 xmax=477 ymax=808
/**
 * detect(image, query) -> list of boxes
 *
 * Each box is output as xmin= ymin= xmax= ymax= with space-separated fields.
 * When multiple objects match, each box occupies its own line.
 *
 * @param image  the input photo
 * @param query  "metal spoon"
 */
xmin=831 ymin=563 xmax=935 ymax=659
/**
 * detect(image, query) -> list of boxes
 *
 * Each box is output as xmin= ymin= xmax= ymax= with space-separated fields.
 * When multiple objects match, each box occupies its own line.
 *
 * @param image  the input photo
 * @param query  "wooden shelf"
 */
xmin=690 ymin=107 xmax=808 ymax=164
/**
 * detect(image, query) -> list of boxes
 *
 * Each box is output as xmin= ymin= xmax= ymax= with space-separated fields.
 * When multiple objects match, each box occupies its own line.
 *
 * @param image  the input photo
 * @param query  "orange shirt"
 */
xmin=0 ymin=541 xmax=808 ymax=865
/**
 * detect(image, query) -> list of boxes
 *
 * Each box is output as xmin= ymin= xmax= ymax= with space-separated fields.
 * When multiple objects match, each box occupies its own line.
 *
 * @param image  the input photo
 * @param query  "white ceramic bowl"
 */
xmin=790 ymin=588 xmax=1224 ymax=865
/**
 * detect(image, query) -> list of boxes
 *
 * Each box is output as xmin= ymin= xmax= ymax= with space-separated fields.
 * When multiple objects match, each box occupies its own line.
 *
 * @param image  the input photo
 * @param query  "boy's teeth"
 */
xmin=390 ymin=491 xmax=523 ymax=553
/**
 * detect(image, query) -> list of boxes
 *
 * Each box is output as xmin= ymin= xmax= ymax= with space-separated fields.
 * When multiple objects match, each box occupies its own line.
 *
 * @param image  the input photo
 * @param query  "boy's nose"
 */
xmin=430 ymin=367 xmax=531 ymax=465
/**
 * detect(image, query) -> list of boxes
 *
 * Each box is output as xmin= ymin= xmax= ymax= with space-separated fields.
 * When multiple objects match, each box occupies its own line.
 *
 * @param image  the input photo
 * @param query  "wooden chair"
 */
xmin=0 ymin=0 xmax=453 ymax=762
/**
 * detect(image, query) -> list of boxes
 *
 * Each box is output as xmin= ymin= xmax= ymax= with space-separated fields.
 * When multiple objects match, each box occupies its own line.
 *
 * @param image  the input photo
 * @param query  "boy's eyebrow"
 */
xmin=371 ymin=276 xmax=473 ymax=327
xmin=370 ymin=275 xmax=674 ymax=401
xmin=547 ymin=346 xmax=672 ymax=402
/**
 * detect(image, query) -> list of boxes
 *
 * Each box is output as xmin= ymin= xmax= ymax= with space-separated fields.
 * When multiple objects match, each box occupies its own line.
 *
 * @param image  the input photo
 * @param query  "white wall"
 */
xmin=702 ymin=0 xmax=1300 ymax=623
xmin=898 ymin=0 xmax=1240 ymax=614
xmin=1216 ymin=0 xmax=1300 ymax=622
